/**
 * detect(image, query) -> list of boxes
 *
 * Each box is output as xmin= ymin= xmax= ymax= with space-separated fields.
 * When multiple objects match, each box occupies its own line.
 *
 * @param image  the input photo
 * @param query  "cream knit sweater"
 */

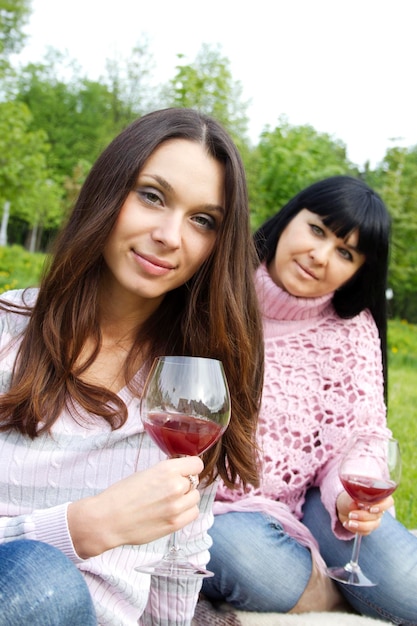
xmin=0 ymin=289 xmax=216 ymax=626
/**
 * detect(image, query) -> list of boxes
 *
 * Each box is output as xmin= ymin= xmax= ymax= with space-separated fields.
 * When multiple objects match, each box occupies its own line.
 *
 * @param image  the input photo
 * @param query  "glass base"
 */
xmin=326 ymin=563 xmax=376 ymax=587
xmin=135 ymin=550 xmax=214 ymax=579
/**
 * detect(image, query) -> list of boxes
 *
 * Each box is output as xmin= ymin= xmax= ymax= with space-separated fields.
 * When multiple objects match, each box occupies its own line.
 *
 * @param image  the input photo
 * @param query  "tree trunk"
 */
xmin=0 ymin=201 xmax=10 ymax=247
xmin=28 ymin=224 xmax=38 ymax=253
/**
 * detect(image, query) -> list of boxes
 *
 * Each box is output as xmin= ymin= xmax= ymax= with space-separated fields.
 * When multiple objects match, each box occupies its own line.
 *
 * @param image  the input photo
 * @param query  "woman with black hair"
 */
xmin=203 ymin=176 xmax=417 ymax=623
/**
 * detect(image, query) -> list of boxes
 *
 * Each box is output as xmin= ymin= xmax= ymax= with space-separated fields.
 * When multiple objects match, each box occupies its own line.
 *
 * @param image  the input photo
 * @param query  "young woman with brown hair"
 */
xmin=0 ymin=107 xmax=263 ymax=626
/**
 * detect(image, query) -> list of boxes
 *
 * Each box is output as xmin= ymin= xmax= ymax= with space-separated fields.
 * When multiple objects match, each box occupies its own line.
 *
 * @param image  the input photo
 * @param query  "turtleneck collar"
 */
xmin=255 ymin=263 xmax=334 ymax=322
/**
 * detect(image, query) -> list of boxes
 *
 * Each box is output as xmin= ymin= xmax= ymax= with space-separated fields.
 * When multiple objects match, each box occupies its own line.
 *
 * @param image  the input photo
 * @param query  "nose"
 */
xmin=309 ymin=242 xmax=332 ymax=265
xmin=152 ymin=213 xmax=182 ymax=249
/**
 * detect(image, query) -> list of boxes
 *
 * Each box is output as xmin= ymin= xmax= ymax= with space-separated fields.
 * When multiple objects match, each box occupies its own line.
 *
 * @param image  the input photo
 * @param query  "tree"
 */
xmin=0 ymin=0 xmax=31 ymax=75
xmin=162 ymin=43 xmax=250 ymax=146
xmin=248 ymin=117 xmax=356 ymax=228
xmin=15 ymin=41 xmax=159 ymax=185
xmin=102 ymin=35 xmax=160 ymax=130
xmin=0 ymin=100 xmax=61 ymax=248
xmin=15 ymin=50 xmax=117 ymax=180
xmin=371 ymin=145 xmax=417 ymax=321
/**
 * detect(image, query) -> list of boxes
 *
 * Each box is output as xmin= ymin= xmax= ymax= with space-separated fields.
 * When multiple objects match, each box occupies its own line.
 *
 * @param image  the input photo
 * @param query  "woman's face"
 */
xmin=268 ymin=209 xmax=366 ymax=298
xmin=102 ymin=139 xmax=225 ymax=311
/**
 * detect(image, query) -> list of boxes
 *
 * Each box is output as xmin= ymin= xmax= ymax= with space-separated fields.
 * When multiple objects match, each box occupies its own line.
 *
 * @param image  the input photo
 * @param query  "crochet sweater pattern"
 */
xmin=214 ymin=265 xmax=388 ymax=560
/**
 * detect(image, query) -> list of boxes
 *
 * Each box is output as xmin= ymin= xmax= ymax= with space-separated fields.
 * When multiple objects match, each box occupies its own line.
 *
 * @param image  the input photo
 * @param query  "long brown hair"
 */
xmin=0 ymin=108 xmax=263 ymax=489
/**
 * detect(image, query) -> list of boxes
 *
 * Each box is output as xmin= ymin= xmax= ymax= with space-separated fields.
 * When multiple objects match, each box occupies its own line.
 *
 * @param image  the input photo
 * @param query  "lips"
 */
xmin=296 ymin=261 xmax=318 ymax=280
xmin=136 ymin=251 xmax=176 ymax=269
xmin=132 ymin=250 xmax=177 ymax=276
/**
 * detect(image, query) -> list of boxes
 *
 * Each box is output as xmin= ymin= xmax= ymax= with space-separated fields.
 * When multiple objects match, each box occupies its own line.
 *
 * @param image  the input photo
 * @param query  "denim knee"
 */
xmin=303 ymin=488 xmax=417 ymax=625
xmin=203 ymin=511 xmax=312 ymax=612
xmin=0 ymin=540 xmax=97 ymax=626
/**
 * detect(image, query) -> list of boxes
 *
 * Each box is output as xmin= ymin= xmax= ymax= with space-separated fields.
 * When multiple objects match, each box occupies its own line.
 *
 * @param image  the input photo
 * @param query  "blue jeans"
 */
xmin=0 ymin=540 xmax=97 ymax=626
xmin=203 ymin=489 xmax=417 ymax=624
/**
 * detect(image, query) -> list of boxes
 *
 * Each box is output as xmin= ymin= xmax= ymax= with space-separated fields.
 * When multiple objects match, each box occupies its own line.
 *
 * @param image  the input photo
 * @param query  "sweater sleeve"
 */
xmin=316 ymin=309 xmax=390 ymax=539
xmin=0 ymin=504 xmax=84 ymax=563
xmin=0 ymin=291 xmax=84 ymax=562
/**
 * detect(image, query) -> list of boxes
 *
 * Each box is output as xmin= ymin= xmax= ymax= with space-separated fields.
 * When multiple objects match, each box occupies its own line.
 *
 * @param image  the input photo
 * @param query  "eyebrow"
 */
xmin=346 ymin=243 xmax=365 ymax=254
xmin=143 ymin=174 xmax=225 ymax=215
xmin=345 ymin=242 xmax=362 ymax=254
xmin=340 ymin=234 xmax=363 ymax=255
xmin=314 ymin=213 xmax=363 ymax=255
xmin=149 ymin=174 xmax=174 ymax=194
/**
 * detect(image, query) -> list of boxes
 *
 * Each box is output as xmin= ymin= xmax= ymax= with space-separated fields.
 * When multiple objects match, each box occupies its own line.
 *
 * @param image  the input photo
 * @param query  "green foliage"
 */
xmin=0 ymin=0 xmax=31 ymax=73
xmin=15 ymin=52 xmax=115 ymax=180
xmin=18 ymin=38 xmax=159 ymax=150
xmin=387 ymin=318 xmax=417 ymax=368
xmin=163 ymin=43 xmax=250 ymax=145
xmin=0 ymin=244 xmax=46 ymax=292
xmin=102 ymin=36 xmax=160 ymax=128
xmin=368 ymin=146 xmax=417 ymax=322
xmin=248 ymin=117 xmax=357 ymax=229
xmin=13 ymin=42 xmax=159 ymax=219
xmin=0 ymin=100 xmax=62 ymax=235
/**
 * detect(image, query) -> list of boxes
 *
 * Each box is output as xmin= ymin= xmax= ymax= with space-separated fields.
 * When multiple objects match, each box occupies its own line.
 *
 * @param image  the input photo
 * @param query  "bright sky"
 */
xmin=15 ymin=0 xmax=417 ymax=168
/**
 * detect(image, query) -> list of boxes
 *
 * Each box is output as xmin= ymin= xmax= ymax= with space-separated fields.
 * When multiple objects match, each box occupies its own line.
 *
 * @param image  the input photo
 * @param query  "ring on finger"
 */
xmin=187 ymin=474 xmax=199 ymax=492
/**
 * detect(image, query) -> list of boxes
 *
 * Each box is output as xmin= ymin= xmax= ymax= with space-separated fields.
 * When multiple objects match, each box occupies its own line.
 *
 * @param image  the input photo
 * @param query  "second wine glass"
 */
xmin=326 ymin=433 xmax=401 ymax=586
xmin=135 ymin=355 xmax=231 ymax=579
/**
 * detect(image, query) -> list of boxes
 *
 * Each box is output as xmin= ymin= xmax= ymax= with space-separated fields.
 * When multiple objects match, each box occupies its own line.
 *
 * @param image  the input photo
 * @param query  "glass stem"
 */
xmin=165 ymin=531 xmax=184 ymax=561
xmin=350 ymin=532 xmax=362 ymax=570
xmin=169 ymin=531 xmax=179 ymax=553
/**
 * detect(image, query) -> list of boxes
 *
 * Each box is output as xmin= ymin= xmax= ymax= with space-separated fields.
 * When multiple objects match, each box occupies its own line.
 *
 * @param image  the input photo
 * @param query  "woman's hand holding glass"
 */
xmin=326 ymin=433 xmax=401 ymax=586
xmin=67 ymin=455 xmax=203 ymax=559
xmin=136 ymin=355 xmax=231 ymax=578
xmin=337 ymin=488 xmax=394 ymax=536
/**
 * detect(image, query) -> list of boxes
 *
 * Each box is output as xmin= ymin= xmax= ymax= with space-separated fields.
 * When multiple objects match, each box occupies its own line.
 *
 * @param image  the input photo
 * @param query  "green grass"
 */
xmin=0 ymin=245 xmax=416 ymax=527
xmin=387 ymin=319 xmax=417 ymax=528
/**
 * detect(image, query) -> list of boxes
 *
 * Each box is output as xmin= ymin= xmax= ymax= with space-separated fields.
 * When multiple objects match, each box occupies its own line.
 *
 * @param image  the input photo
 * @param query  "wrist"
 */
xmin=67 ymin=496 xmax=114 ymax=558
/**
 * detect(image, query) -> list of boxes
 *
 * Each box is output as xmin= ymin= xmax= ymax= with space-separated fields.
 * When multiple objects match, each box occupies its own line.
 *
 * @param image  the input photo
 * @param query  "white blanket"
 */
xmin=193 ymin=597 xmax=389 ymax=626
xmin=229 ymin=611 xmax=388 ymax=625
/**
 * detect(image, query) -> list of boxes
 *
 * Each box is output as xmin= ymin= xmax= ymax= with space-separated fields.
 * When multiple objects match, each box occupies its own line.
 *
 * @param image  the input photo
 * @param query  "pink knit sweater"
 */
xmin=214 ymin=265 xmax=389 ymax=566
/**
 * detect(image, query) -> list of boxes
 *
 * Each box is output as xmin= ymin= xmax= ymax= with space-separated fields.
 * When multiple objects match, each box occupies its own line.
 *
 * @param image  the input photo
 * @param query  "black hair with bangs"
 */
xmin=254 ymin=175 xmax=391 ymax=396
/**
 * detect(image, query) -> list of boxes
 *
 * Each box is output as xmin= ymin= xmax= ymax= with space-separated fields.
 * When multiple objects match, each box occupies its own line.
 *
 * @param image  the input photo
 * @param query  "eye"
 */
xmin=191 ymin=213 xmax=217 ymax=231
xmin=309 ymin=223 xmax=324 ymax=236
xmin=136 ymin=187 xmax=164 ymax=206
xmin=338 ymin=247 xmax=354 ymax=262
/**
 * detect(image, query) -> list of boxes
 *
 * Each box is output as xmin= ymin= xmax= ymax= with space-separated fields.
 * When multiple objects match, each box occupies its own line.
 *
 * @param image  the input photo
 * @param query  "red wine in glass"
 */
xmin=327 ymin=433 xmax=401 ymax=586
xmin=135 ymin=355 xmax=231 ymax=579
xmin=144 ymin=412 xmax=225 ymax=457
xmin=340 ymin=475 xmax=398 ymax=504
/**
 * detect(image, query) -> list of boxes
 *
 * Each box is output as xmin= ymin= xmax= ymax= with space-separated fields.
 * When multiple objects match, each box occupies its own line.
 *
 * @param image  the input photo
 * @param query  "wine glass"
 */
xmin=326 ymin=433 xmax=401 ymax=586
xmin=135 ymin=355 xmax=231 ymax=579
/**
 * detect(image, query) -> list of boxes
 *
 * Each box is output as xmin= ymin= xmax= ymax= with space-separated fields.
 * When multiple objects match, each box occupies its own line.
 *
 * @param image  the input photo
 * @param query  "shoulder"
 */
xmin=304 ymin=308 xmax=381 ymax=365
xmin=0 ymin=288 xmax=38 ymax=306
xmin=338 ymin=308 xmax=379 ymax=342
xmin=322 ymin=307 xmax=379 ymax=338
xmin=0 ymin=288 xmax=38 ymax=336
xmin=0 ymin=289 xmax=38 ymax=391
